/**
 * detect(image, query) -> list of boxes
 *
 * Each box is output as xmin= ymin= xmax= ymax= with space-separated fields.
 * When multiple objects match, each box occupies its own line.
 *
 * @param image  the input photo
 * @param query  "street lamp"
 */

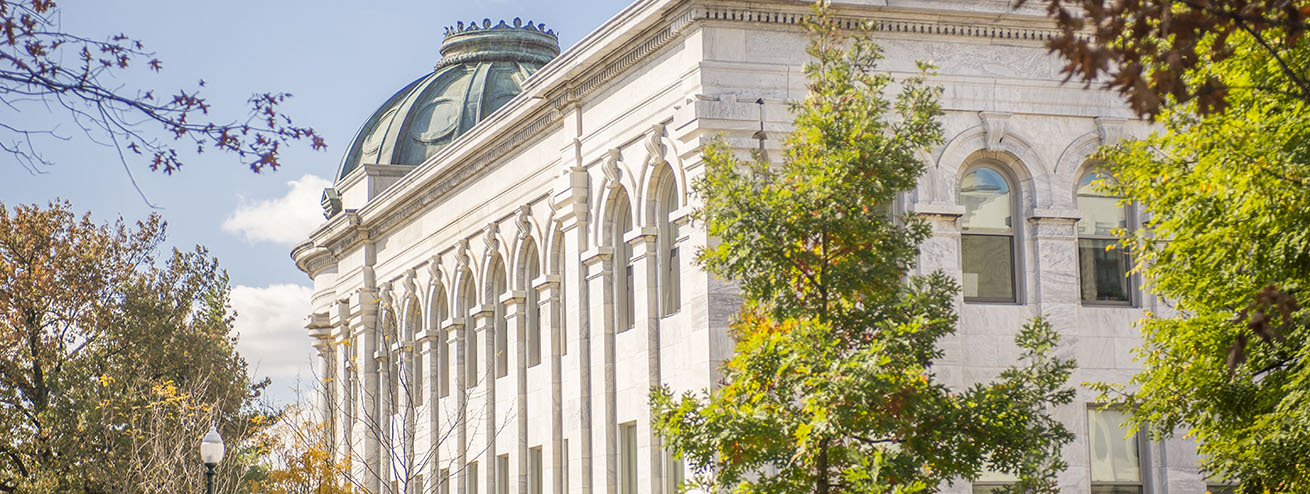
xmin=200 ymin=425 xmax=225 ymax=494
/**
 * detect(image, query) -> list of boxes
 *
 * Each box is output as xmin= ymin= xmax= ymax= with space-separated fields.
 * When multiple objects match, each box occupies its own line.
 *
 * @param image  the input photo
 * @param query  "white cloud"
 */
xmin=222 ymin=174 xmax=331 ymax=245
xmin=230 ymin=283 xmax=316 ymax=405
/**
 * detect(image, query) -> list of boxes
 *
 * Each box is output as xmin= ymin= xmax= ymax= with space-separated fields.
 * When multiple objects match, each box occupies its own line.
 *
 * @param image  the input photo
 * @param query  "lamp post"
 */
xmin=200 ymin=426 xmax=225 ymax=494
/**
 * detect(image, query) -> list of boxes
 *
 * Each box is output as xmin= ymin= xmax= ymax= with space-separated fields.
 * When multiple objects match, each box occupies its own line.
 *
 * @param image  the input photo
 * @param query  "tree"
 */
xmin=0 ymin=0 xmax=325 ymax=178
xmin=0 ymin=200 xmax=273 ymax=493
xmin=650 ymin=6 xmax=1076 ymax=494
xmin=248 ymin=411 xmax=356 ymax=494
xmin=1019 ymin=0 xmax=1310 ymax=117
xmin=1015 ymin=0 xmax=1310 ymax=491
xmin=1077 ymin=31 xmax=1310 ymax=493
xmin=252 ymin=331 xmax=512 ymax=494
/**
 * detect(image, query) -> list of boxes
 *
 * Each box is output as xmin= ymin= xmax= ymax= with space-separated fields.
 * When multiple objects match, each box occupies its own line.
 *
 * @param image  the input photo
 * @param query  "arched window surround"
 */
xmin=957 ymin=158 xmax=1028 ymax=304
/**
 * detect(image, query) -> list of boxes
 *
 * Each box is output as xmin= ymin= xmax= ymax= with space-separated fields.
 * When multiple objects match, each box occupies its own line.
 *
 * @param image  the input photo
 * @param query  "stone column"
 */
xmin=335 ymin=299 xmax=352 ymax=462
xmin=580 ymin=246 xmax=614 ymax=494
xmin=910 ymin=203 xmax=965 ymax=391
xmin=473 ymin=304 xmax=498 ymax=494
xmin=535 ymin=274 xmax=564 ymax=494
xmin=624 ymin=226 xmax=662 ymax=494
xmin=1027 ymin=209 xmax=1086 ymax=494
xmin=377 ymin=347 xmax=393 ymax=494
xmin=552 ymin=161 xmax=590 ymax=494
xmin=307 ymin=313 xmax=334 ymax=446
xmin=504 ymin=290 xmax=528 ymax=494
xmin=449 ymin=316 xmax=469 ymax=494
xmin=354 ymin=286 xmax=382 ymax=494
xmin=419 ymin=324 xmax=444 ymax=493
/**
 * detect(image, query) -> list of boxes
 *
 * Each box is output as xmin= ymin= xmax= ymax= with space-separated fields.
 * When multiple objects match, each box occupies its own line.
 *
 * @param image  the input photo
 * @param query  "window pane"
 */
xmin=971 ymin=486 xmax=1011 ymax=494
xmin=1079 ymin=238 xmax=1131 ymax=303
xmin=620 ymin=423 xmax=638 ymax=494
xmin=1089 ymin=409 xmax=1141 ymax=483
xmin=1077 ymin=172 xmax=1126 ymax=236
xmin=961 ymin=234 xmax=1014 ymax=302
xmin=1089 ymin=486 xmax=1142 ymax=494
xmin=961 ymin=167 xmax=1013 ymax=233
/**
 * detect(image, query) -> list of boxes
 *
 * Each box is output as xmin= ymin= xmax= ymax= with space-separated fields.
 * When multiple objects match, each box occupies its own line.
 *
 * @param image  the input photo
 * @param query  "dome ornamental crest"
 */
xmin=331 ymin=18 xmax=560 ymax=192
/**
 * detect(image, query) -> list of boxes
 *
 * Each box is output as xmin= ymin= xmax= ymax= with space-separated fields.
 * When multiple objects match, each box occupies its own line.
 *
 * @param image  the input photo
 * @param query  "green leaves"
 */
xmin=652 ymin=4 xmax=1075 ymax=494
xmin=1090 ymin=28 xmax=1310 ymax=492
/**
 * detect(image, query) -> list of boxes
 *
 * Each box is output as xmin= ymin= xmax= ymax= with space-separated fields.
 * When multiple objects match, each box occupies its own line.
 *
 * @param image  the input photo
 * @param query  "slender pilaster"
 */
xmin=624 ymin=226 xmax=661 ymax=494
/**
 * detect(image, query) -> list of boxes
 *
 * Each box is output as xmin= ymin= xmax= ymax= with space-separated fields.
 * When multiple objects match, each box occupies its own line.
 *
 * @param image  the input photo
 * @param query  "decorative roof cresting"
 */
xmin=329 ymin=17 xmax=560 ymax=191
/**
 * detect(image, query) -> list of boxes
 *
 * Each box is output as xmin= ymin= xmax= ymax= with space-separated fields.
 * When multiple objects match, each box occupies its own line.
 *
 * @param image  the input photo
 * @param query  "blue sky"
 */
xmin=0 ymin=0 xmax=629 ymax=404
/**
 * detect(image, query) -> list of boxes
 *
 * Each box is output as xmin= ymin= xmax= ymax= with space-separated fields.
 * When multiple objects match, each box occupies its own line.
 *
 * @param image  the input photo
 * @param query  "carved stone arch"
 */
xmin=544 ymin=214 xmax=567 ymax=276
xmin=938 ymin=125 xmax=1053 ymax=213
xmin=513 ymin=220 xmax=544 ymax=291
xmin=453 ymin=265 xmax=478 ymax=319
xmin=590 ymin=150 xmax=638 ymax=245
xmin=478 ymin=223 xmax=512 ymax=306
xmin=379 ymin=281 xmax=399 ymax=345
xmin=1053 ymin=132 xmax=1104 ymax=209
xmin=401 ymin=294 xmax=422 ymax=343
xmin=593 ymin=183 xmax=636 ymax=249
xmin=507 ymin=205 xmax=545 ymax=288
xmin=909 ymin=148 xmax=937 ymax=206
xmin=453 ymin=240 xmax=479 ymax=319
xmin=640 ymin=153 xmax=683 ymax=229
xmin=425 ymin=256 xmax=451 ymax=326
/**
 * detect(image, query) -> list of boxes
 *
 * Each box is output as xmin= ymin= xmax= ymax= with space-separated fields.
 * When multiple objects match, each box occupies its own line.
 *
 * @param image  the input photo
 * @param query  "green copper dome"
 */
xmin=335 ymin=18 xmax=559 ymax=181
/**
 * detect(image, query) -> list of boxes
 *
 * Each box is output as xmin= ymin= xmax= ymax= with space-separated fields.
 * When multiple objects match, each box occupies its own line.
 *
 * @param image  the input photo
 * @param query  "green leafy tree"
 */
xmin=1085 ymin=30 xmax=1310 ymax=493
xmin=650 ymin=7 xmax=1076 ymax=494
xmin=0 ymin=200 xmax=273 ymax=493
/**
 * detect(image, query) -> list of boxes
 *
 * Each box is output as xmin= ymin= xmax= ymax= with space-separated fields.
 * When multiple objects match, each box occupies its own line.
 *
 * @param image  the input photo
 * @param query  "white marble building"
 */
xmin=291 ymin=1 xmax=1211 ymax=493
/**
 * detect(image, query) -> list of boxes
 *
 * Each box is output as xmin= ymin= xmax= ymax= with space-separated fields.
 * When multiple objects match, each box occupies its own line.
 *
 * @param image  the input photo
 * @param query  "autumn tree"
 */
xmin=1014 ymin=1 xmax=1310 ymax=491
xmin=0 ymin=0 xmax=325 ymax=178
xmin=1020 ymin=0 xmax=1310 ymax=117
xmin=0 ymin=200 xmax=273 ymax=493
xmin=650 ymin=6 xmax=1076 ymax=494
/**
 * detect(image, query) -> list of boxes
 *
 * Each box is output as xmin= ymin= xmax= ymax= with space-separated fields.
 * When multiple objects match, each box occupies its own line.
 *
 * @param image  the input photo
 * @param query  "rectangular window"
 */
xmin=468 ymin=330 xmax=479 ymax=385
xmin=415 ymin=474 xmax=425 ymax=494
xmin=1079 ymin=238 xmax=1132 ymax=303
xmin=662 ymin=448 xmax=684 ymax=494
xmin=663 ymin=246 xmax=681 ymax=316
xmin=961 ymin=234 xmax=1016 ymax=303
xmin=1088 ymin=408 xmax=1143 ymax=494
xmin=529 ymin=298 xmax=542 ymax=367
xmin=1207 ymin=485 xmax=1238 ymax=494
xmin=622 ymin=264 xmax=635 ymax=331
xmin=970 ymin=468 xmax=1017 ymax=494
xmin=496 ymin=319 xmax=508 ymax=378
xmin=620 ymin=422 xmax=638 ymax=494
xmin=440 ymin=337 xmax=450 ymax=397
xmin=468 ymin=461 xmax=479 ymax=494
xmin=415 ymin=352 xmax=425 ymax=406
xmin=440 ymin=469 xmax=450 ymax=494
xmin=497 ymin=454 xmax=509 ymax=494
xmin=562 ymin=439 xmax=570 ymax=494
xmin=529 ymin=446 xmax=543 ymax=494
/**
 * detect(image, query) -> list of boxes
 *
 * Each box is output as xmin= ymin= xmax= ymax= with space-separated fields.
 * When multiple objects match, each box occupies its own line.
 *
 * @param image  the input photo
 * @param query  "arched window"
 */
xmin=1077 ymin=171 xmax=1131 ymax=304
xmin=960 ymin=165 xmax=1017 ymax=303
xmin=431 ymin=285 xmax=450 ymax=398
xmin=405 ymin=301 xmax=422 ymax=406
xmin=458 ymin=270 xmax=477 ymax=386
xmin=522 ymin=241 xmax=542 ymax=367
xmin=655 ymin=174 xmax=680 ymax=316
xmin=383 ymin=312 xmax=400 ymax=413
xmin=612 ymin=192 xmax=635 ymax=332
xmin=552 ymin=230 xmax=567 ymax=356
xmin=488 ymin=257 xmax=509 ymax=379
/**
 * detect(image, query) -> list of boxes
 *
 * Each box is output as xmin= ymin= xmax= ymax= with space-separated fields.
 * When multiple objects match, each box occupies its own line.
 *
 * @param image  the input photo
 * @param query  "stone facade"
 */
xmin=291 ymin=1 xmax=1208 ymax=493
